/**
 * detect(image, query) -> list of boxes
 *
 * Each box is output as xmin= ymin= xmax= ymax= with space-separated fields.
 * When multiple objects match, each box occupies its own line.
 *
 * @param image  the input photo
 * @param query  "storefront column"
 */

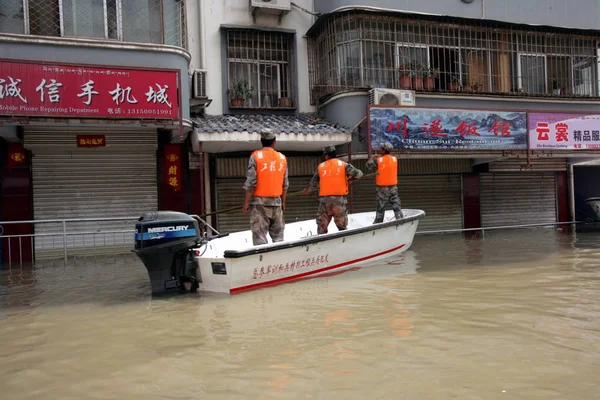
xmin=462 ymin=172 xmax=481 ymax=237
xmin=556 ymin=171 xmax=569 ymax=223
xmin=1 ymin=140 xmax=34 ymax=264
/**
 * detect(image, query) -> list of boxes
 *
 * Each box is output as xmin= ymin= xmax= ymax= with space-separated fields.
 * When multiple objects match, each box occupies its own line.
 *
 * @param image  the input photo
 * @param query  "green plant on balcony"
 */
xmin=229 ymin=80 xmax=252 ymax=107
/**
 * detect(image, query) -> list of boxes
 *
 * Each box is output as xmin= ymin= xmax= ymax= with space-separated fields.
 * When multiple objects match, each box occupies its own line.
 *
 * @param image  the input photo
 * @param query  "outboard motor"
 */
xmin=133 ymin=211 xmax=203 ymax=295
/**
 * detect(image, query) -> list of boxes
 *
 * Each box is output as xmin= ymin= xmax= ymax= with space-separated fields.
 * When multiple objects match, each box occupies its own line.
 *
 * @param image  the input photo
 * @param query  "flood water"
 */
xmin=1 ymin=228 xmax=600 ymax=399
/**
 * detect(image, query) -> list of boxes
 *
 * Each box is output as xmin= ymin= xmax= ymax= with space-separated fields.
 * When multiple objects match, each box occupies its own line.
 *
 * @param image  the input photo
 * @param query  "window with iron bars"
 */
xmin=308 ymin=14 xmax=600 ymax=103
xmin=0 ymin=0 xmax=186 ymax=47
xmin=225 ymin=28 xmax=295 ymax=109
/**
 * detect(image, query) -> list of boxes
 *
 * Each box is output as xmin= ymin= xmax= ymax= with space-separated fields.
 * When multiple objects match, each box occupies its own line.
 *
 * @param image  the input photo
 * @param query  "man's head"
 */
xmin=322 ymin=145 xmax=337 ymax=160
xmin=379 ymin=141 xmax=393 ymax=155
xmin=260 ymin=129 xmax=277 ymax=148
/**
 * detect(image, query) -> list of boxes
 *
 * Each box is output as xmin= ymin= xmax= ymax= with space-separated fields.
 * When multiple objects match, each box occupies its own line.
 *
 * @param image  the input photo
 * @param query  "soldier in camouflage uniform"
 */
xmin=242 ymin=130 xmax=289 ymax=245
xmin=366 ymin=141 xmax=403 ymax=224
xmin=303 ymin=145 xmax=363 ymax=234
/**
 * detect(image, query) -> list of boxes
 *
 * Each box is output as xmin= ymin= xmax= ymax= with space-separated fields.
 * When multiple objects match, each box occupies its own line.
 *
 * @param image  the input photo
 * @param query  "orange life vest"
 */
xmin=252 ymin=148 xmax=287 ymax=197
xmin=318 ymin=159 xmax=348 ymax=196
xmin=375 ymin=154 xmax=398 ymax=186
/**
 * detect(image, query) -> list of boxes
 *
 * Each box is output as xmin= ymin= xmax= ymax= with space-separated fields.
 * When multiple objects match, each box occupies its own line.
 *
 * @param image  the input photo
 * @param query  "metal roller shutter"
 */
xmin=479 ymin=173 xmax=557 ymax=227
xmin=24 ymin=127 xmax=158 ymax=257
xmin=215 ymin=176 xmax=319 ymax=234
xmin=351 ymin=174 xmax=464 ymax=232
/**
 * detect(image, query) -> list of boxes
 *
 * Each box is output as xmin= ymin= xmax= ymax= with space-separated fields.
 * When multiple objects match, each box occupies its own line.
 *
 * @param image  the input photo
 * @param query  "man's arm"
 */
xmin=303 ymin=171 xmax=320 ymax=194
xmin=346 ymin=162 xmax=364 ymax=184
xmin=365 ymin=157 xmax=378 ymax=171
xmin=242 ymin=155 xmax=256 ymax=213
xmin=281 ymin=164 xmax=289 ymax=211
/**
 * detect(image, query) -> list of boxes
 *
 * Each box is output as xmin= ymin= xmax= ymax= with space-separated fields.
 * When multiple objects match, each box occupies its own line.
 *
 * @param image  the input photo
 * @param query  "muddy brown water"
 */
xmin=1 ymin=228 xmax=599 ymax=399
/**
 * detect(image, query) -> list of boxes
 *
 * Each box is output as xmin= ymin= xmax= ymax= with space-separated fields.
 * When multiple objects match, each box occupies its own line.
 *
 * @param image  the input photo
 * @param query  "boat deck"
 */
xmin=199 ymin=209 xmax=424 ymax=259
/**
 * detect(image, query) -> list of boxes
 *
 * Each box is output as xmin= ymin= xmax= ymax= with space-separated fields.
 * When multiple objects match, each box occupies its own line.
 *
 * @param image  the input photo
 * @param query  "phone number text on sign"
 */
xmin=0 ymin=60 xmax=179 ymax=119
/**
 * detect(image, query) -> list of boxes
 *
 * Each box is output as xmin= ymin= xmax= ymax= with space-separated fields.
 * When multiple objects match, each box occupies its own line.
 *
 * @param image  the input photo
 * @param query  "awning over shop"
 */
xmin=191 ymin=114 xmax=352 ymax=153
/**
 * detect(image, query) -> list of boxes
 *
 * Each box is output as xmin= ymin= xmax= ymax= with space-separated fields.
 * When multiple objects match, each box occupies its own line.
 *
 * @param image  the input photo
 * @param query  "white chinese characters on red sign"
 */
xmin=253 ymin=254 xmax=330 ymax=280
xmin=0 ymin=61 xmax=179 ymax=119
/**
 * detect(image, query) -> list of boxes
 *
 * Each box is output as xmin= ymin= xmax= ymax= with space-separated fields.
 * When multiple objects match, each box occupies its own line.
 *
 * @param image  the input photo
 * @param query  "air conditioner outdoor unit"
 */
xmin=250 ymin=0 xmax=291 ymax=13
xmin=368 ymin=88 xmax=415 ymax=106
xmin=192 ymin=69 xmax=207 ymax=99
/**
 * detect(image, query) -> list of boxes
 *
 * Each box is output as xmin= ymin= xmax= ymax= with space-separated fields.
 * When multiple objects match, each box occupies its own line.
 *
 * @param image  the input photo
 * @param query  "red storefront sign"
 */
xmin=0 ymin=60 xmax=179 ymax=119
xmin=77 ymin=135 xmax=106 ymax=147
xmin=7 ymin=143 xmax=27 ymax=170
xmin=164 ymin=144 xmax=181 ymax=191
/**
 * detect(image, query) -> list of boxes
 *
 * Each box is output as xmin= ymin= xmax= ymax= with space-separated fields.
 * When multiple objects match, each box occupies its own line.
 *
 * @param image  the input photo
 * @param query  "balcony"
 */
xmin=0 ymin=0 xmax=186 ymax=48
xmin=307 ymin=12 xmax=600 ymax=104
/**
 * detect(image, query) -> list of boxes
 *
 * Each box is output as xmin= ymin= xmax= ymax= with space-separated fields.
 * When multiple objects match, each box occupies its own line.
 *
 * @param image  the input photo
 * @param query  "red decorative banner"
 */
xmin=7 ymin=143 xmax=27 ymax=171
xmin=77 ymin=135 xmax=106 ymax=148
xmin=164 ymin=144 xmax=181 ymax=191
xmin=0 ymin=60 xmax=179 ymax=119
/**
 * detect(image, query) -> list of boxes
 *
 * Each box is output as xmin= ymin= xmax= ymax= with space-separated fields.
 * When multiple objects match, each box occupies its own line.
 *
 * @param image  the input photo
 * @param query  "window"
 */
xmin=0 ymin=0 xmax=25 ymax=34
xmin=308 ymin=14 xmax=600 ymax=102
xmin=519 ymin=54 xmax=547 ymax=93
xmin=0 ymin=0 xmax=185 ymax=47
xmin=226 ymin=29 xmax=295 ymax=109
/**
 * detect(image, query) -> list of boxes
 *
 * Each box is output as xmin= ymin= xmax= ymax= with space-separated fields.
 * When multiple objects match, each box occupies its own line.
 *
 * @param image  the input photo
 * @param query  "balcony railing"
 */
xmin=0 ymin=0 xmax=187 ymax=48
xmin=307 ymin=12 xmax=600 ymax=104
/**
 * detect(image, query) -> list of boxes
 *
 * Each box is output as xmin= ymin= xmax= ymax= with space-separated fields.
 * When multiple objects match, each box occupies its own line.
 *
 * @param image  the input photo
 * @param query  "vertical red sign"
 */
xmin=164 ymin=144 xmax=181 ymax=191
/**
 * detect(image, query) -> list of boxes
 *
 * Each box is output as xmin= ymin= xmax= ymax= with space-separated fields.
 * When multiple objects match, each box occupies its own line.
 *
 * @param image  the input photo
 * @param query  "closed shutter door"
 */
xmin=352 ymin=174 xmax=464 ymax=232
xmin=215 ymin=176 xmax=318 ymax=234
xmin=24 ymin=127 xmax=158 ymax=256
xmin=480 ymin=173 xmax=557 ymax=227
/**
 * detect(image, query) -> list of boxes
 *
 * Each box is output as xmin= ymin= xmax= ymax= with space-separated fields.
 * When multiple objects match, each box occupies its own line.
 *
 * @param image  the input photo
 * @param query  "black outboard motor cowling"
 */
xmin=133 ymin=211 xmax=202 ymax=294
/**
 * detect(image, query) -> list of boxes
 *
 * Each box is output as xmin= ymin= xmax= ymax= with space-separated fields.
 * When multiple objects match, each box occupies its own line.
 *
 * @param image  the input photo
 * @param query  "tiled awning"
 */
xmin=191 ymin=113 xmax=352 ymax=153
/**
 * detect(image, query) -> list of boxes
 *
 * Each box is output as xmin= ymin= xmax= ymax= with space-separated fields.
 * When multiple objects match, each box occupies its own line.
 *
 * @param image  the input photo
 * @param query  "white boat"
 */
xmin=585 ymin=197 xmax=600 ymax=220
xmin=133 ymin=209 xmax=425 ymax=295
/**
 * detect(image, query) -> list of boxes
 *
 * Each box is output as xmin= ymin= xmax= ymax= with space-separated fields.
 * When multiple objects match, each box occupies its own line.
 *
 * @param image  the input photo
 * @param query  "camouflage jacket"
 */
xmin=308 ymin=159 xmax=363 ymax=204
xmin=243 ymin=149 xmax=290 ymax=206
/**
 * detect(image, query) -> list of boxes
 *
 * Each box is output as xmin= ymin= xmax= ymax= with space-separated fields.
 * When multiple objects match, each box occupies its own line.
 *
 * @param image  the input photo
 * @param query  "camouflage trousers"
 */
xmin=316 ymin=200 xmax=348 ymax=235
xmin=249 ymin=205 xmax=285 ymax=246
xmin=374 ymin=186 xmax=403 ymax=223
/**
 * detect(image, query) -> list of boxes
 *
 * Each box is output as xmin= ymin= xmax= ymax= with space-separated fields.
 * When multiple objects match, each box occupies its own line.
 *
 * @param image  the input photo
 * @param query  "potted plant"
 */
xmin=552 ymin=79 xmax=561 ymax=96
xmin=229 ymin=80 xmax=252 ymax=107
xmin=398 ymin=62 xmax=412 ymax=89
xmin=423 ymin=67 xmax=439 ymax=90
xmin=449 ymin=74 xmax=461 ymax=91
xmin=278 ymin=94 xmax=292 ymax=107
xmin=410 ymin=61 xmax=424 ymax=90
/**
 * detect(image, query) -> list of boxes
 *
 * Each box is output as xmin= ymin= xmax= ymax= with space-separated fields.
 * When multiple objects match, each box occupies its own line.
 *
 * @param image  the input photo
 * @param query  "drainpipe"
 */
xmin=198 ymin=0 xmax=206 ymax=70
xmin=481 ymin=0 xmax=485 ymax=19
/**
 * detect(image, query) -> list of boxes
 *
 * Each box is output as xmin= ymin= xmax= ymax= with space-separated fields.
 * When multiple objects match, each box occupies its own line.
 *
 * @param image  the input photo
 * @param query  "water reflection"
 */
xmin=0 ymin=228 xmax=599 ymax=399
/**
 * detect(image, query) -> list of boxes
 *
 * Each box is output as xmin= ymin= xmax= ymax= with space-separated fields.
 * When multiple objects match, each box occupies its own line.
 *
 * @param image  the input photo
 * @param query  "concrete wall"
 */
xmin=0 ymin=39 xmax=191 ymax=120
xmin=199 ymin=0 xmax=317 ymax=115
xmin=574 ymin=166 xmax=600 ymax=221
xmin=314 ymin=0 xmax=600 ymax=31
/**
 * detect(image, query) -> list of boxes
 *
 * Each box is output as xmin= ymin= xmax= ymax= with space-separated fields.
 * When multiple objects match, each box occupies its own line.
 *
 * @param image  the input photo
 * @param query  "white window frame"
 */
xmin=227 ymin=59 xmax=284 ymax=107
xmin=572 ymin=56 xmax=595 ymax=96
xmin=517 ymin=53 xmax=547 ymax=93
xmin=336 ymin=40 xmax=363 ymax=87
xmin=395 ymin=43 xmax=430 ymax=71
xmin=23 ymin=0 xmax=129 ymax=41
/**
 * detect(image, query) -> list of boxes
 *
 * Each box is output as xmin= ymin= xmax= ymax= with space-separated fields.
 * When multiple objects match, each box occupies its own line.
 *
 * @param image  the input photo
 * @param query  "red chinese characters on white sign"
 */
xmin=252 ymin=254 xmax=330 ymax=280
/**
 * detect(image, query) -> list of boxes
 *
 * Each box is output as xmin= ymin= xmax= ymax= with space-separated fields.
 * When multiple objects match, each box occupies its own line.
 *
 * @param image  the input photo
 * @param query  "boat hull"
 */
xmin=585 ymin=197 xmax=600 ymax=219
xmin=194 ymin=209 xmax=424 ymax=294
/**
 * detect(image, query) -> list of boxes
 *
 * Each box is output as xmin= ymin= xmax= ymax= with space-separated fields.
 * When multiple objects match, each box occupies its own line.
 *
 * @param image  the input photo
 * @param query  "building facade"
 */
xmin=305 ymin=0 xmax=600 ymax=233
xmin=0 ymin=0 xmax=193 ymax=262
xmin=188 ymin=0 xmax=352 ymax=233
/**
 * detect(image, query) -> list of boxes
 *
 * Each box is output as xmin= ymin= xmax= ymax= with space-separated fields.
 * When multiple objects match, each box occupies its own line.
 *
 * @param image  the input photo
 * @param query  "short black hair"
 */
xmin=261 ymin=138 xmax=275 ymax=147
xmin=324 ymin=150 xmax=337 ymax=158
xmin=382 ymin=148 xmax=391 ymax=155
